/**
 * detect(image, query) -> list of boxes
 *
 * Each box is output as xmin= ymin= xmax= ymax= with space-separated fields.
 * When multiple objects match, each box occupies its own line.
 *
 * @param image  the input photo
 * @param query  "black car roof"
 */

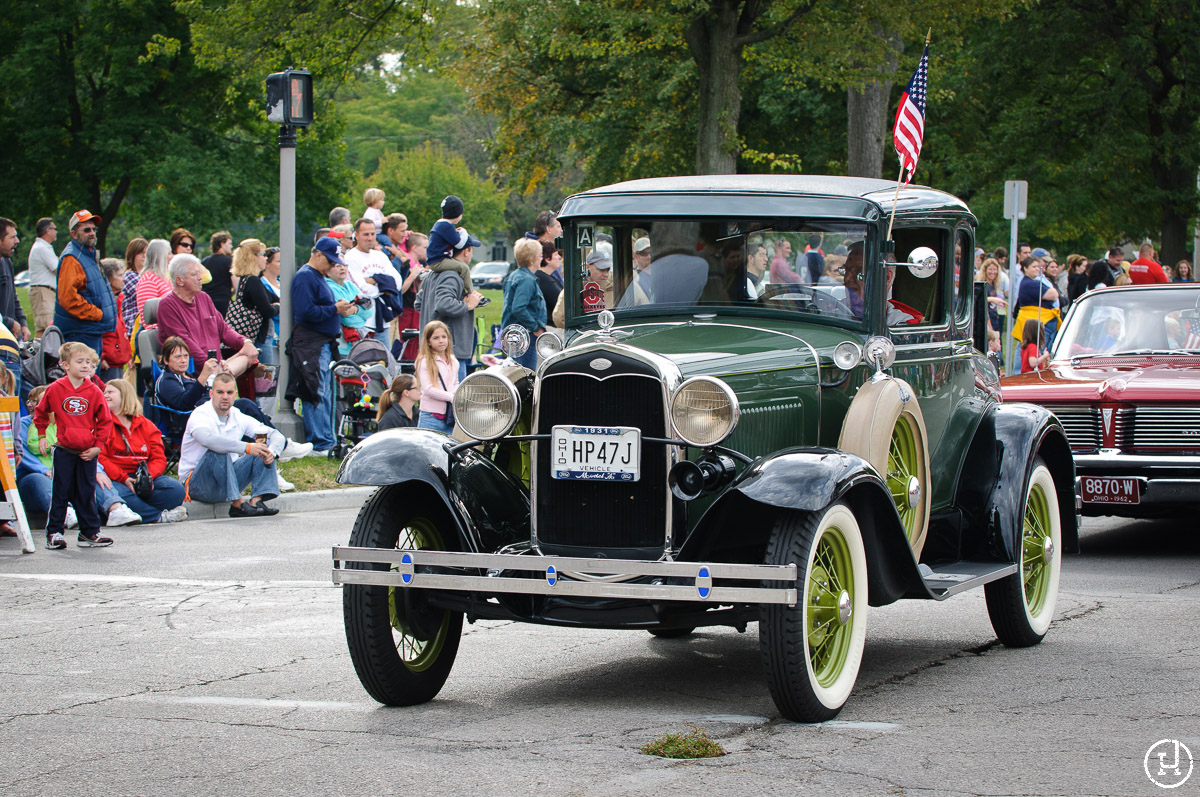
xmin=559 ymin=174 xmax=971 ymax=221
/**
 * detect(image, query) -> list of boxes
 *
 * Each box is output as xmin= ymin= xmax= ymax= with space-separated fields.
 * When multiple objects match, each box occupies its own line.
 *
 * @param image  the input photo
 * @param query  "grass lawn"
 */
xmin=277 ymin=454 xmax=345 ymax=492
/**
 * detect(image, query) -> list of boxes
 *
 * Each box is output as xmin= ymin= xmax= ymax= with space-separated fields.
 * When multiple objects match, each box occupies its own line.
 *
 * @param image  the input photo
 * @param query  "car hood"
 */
xmin=572 ymin=320 xmax=832 ymax=378
xmin=1001 ymin=356 xmax=1200 ymax=402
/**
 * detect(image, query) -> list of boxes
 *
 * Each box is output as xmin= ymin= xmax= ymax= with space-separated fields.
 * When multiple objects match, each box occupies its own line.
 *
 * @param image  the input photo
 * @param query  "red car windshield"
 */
xmin=1055 ymin=287 xmax=1200 ymax=357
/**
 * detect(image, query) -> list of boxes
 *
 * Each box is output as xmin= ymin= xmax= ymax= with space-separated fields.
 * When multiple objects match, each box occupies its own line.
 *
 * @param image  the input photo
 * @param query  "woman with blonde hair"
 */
xmin=975 ymin=257 xmax=1005 ymax=337
xmin=225 ymin=238 xmax=279 ymax=345
xmin=98 ymin=378 xmax=188 ymax=524
xmin=375 ymin=374 xmax=420 ymax=431
xmin=135 ymin=238 xmax=172 ymax=328
xmin=414 ymin=320 xmax=457 ymax=435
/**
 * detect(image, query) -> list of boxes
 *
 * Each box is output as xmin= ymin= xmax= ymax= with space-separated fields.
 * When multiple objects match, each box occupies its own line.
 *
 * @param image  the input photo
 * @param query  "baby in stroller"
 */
xmin=330 ymin=338 xmax=400 ymax=458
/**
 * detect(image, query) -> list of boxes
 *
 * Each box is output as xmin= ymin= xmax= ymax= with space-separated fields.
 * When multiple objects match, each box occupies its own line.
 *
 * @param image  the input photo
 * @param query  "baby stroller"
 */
xmin=20 ymin=325 xmax=65 ymax=390
xmin=330 ymin=338 xmax=400 ymax=459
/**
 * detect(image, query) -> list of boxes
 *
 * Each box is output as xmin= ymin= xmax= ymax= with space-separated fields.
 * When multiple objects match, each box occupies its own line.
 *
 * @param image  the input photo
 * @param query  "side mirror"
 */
xmin=905 ymin=246 xmax=939 ymax=278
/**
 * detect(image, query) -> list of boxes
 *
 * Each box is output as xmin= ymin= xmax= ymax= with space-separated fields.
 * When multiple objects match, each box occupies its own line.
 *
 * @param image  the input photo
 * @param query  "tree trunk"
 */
xmin=847 ymin=81 xmax=891 ymax=178
xmin=685 ymin=3 xmax=745 ymax=175
xmin=847 ymin=29 xmax=900 ymax=179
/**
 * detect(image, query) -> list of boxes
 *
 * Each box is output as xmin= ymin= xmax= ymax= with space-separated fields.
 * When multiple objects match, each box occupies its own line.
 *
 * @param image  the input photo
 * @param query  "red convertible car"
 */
xmin=1001 ymin=283 xmax=1200 ymax=517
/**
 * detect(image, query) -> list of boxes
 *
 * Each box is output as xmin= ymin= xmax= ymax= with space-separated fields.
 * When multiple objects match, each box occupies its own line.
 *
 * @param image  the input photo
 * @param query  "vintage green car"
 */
xmin=332 ymin=175 xmax=1077 ymax=722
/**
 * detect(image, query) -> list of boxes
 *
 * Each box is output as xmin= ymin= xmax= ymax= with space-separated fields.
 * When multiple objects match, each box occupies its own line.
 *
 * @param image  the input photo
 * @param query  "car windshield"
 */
xmin=1054 ymin=287 xmax=1200 ymax=357
xmin=566 ymin=219 xmax=870 ymax=325
xmin=474 ymin=262 xmax=508 ymax=276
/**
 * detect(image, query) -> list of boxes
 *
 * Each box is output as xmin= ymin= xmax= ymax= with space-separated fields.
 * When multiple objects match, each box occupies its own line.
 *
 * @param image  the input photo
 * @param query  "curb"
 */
xmin=183 ymin=485 xmax=376 ymax=520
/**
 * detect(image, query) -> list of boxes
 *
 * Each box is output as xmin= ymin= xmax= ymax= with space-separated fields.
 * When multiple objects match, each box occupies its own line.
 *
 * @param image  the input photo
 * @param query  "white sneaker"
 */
xmin=64 ymin=507 xmax=79 ymax=530
xmin=307 ymin=448 xmax=331 ymax=458
xmin=105 ymin=503 xmax=142 ymax=527
xmin=158 ymin=506 xmax=189 ymax=523
xmin=276 ymin=474 xmax=295 ymax=492
xmin=279 ymin=439 xmax=313 ymax=462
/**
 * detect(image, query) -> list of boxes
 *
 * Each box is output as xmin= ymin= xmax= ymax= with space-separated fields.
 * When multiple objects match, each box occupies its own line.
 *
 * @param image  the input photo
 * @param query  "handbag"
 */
xmin=434 ymin=369 xmax=455 ymax=425
xmin=226 ymin=278 xmax=265 ymax=340
xmin=132 ymin=462 xmax=154 ymax=500
xmin=117 ymin=423 xmax=154 ymax=500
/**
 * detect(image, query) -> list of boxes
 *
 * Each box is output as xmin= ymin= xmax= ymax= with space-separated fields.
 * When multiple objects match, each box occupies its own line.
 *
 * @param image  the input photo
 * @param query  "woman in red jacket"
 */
xmin=99 ymin=379 xmax=188 ymax=524
xmin=99 ymin=258 xmax=132 ymax=381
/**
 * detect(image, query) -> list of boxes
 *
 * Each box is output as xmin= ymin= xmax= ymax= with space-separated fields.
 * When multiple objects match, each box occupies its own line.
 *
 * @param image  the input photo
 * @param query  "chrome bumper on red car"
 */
xmin=1074 ymin=451 xmax=1200 ymax=510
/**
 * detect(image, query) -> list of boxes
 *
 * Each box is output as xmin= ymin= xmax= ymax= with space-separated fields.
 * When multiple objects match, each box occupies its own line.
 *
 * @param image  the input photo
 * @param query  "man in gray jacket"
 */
xmin=416 ymin=231 xmax=483 ymax=381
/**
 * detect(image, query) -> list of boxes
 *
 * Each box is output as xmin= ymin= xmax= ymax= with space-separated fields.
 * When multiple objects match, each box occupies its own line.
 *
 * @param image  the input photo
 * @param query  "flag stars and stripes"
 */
xmin=893 ymin=45 xmax=929 ymax=185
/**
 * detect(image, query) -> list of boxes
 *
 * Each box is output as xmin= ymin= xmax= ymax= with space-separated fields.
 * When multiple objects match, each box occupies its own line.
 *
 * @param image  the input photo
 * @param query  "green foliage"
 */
xmin=640 ymin=725 xmax=727 ymax=759
xmin=930 ymin=0 xmax=1200 ymax=261
xmin=364 ymin=142 xmax=508 ymax=240
xmin=0 ymin=0 xmax=350 ymax=260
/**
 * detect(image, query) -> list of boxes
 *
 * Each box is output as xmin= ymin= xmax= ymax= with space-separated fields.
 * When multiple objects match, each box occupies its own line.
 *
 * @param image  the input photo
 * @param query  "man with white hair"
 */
xmin=157 ymin=254 xmax=258 ymax=376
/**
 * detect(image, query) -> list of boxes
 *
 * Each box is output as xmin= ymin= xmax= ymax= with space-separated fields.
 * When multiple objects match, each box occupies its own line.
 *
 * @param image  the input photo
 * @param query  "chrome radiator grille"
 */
xmin=533 ymin=354 xmax=669 ymax=555
xmin=1120 ymin=406 xmax=1200 ymax=450
xmin=1049 ymin=406 xmax=1101 ymax=452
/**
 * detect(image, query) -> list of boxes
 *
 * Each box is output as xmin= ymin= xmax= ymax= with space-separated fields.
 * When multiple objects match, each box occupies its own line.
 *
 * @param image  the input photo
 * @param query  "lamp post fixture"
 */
xmin=265 ymin=67 xmax=313 ymax=439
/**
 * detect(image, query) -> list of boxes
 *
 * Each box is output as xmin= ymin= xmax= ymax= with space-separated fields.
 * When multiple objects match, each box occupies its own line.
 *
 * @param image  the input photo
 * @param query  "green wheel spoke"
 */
xmin=387 ymin=519 xmax=452 ymax=672
xmin=807 ymin=527 xmax=856 ymax=688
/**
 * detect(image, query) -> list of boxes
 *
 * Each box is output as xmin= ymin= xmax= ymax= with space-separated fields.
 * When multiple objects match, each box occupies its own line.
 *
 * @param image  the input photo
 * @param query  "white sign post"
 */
xmin=1003 ymin=180 xmax=1028 ymax=374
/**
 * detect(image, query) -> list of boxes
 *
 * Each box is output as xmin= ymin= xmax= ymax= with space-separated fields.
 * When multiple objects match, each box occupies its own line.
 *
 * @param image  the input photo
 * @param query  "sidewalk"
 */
xmin=183 ymin=485 xmax=376 ymax=520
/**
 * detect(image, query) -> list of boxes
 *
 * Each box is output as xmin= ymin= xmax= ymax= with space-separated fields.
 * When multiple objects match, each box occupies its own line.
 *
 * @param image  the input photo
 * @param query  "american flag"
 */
xmin=893 ymin=45 xmax=929 ymax=185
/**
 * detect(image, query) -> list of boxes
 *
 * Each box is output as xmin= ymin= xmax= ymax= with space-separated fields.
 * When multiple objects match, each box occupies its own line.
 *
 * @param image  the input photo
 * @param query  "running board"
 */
xmin=920 ymin=561 xmax=1018 ymax=600
xmin=332 ymin=546 xmax=799 ymax=605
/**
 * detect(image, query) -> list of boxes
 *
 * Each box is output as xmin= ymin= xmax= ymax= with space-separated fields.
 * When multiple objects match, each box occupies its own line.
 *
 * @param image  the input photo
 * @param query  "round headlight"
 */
xmin=535 ymin=331 xmax=563 ymax=360
xmin=453 ymin=372 xmax=521 ymax=440
xmin=833 ymin=341 xmax=862 ymax=370
xmin=499 ymin=324 xmax=530 ymax=358
xmin=670 ymin=377 xmax=739 ymax=448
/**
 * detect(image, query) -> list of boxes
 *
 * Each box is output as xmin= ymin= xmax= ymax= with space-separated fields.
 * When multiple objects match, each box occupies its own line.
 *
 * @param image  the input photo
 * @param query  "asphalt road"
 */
xmin=1 ymin=504 xmax=1197 ymax=796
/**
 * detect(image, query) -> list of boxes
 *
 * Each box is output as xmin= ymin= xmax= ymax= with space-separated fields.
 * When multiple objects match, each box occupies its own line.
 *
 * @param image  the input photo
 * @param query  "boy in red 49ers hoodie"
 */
xmin=33 ymin=342 xmax=114 ymax=549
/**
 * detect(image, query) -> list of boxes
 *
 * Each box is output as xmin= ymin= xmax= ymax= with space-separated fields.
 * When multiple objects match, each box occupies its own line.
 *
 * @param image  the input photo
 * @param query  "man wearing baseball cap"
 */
xmin=287 ymin=237 xmax=357 ymax=454
xmin=54 ymin=210 xmax=116 ymax=354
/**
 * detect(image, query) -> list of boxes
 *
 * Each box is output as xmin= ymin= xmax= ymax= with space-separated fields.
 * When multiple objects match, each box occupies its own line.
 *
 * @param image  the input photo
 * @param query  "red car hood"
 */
xmin=1001 ymin=356 xmax=1200 ymax=403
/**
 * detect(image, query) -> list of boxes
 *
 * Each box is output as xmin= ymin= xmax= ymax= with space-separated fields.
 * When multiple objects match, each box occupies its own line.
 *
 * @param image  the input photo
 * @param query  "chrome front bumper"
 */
xmin=331 ymin=547 xmax=799 ymax=606
xmin=1074 ymin=451 xmax=1200 ymax=506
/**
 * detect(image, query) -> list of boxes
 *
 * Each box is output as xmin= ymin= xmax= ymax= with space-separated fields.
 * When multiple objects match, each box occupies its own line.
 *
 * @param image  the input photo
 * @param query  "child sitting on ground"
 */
xmin=32 ymin=343 xmax=115 ymax=549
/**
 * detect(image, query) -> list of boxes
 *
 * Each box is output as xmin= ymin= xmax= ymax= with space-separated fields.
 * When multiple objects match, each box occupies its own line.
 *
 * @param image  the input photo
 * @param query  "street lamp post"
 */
xmin=265 ymin=68 xmax=313 ymax=439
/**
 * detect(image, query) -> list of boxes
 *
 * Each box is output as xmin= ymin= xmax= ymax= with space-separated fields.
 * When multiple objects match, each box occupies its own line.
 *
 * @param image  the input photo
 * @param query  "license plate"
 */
xmin=1081 ymin=476 xmax=1141 ymax=505
xmin=550 ymin=425 xmax=640 ymax=482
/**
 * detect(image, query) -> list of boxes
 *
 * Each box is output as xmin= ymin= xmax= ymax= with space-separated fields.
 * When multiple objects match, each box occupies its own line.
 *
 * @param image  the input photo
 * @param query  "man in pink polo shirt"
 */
xmin=157 ymin=254 xmax=258 ymax=376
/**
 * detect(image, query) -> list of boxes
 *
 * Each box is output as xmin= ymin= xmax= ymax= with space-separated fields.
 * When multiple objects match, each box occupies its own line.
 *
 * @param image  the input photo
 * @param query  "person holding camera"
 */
xmin=180 ymin=372 xmax=283 ymax=518
xmin=98 ymin=379 xmax=187 ymax=524
xmin=324 ymin=258 xmax=373 ymax=355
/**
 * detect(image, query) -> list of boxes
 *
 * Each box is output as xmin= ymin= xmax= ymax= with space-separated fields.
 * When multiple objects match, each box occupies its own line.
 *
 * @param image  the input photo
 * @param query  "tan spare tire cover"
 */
xmin=837 ymin=377 xmax=931 ymax=558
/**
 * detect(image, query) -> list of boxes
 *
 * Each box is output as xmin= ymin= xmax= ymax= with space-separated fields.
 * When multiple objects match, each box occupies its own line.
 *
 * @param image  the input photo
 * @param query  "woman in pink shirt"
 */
xmin=414 ymin=321 xmax=458 ymax=435
xmin=135 ymin=239 xmax=172 ymax=328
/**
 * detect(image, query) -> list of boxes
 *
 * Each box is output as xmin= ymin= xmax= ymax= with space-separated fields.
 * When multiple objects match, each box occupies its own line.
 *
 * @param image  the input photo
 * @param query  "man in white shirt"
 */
xmin=344 ymin=217 xmax=403 ymax=336
xmin=27 ymin=217 xmax=59 ymax=336
xmin=179 ymin=373 xmax=284 ymax=518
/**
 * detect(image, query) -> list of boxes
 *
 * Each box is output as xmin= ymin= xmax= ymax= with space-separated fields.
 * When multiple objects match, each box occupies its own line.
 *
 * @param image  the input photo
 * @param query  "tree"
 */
xmin=931 ymin=0 xmax=1200 ymax=261
xmin=0 ymin=0 xmax=349 ymax=258
xmin=363 ymin=142 xmax=508 ymax=242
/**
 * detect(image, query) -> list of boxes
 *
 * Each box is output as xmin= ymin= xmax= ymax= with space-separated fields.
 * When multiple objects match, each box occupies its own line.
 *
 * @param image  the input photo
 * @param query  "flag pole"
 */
xmin=886 ymin=29 xmax=931 ymax=245
xmin=886 ymin=164 xmax=904 ymax=242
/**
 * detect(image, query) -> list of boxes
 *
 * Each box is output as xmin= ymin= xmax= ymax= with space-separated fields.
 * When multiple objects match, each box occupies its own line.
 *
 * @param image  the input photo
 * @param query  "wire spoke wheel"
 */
xmin=387 ymin=518 xmax=454 ymax=672
xmin=986 ymin=459 xmax=1062 ymax=647
xmin=343 ymin=486 xmax=464 ymax=706
xmin=761 ymin=503 xmax=868 ymax=722
xmin=886 ymin=417 xmax=922 ymax=546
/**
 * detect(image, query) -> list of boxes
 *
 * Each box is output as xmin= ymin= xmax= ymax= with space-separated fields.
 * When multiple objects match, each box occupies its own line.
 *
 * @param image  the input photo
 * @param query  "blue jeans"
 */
xmin=301 ymin=343 xmax=334 ymax=450
xmin=17 ymin=472 xmax=122 ymax=518
xmin=417 ymin=409 xmax=454 ymax=435
xmin=184 ymin=449 xmax=279 ymax=503
xmin=513 ymin=345 xmax=537 ymax=371
xmin=457 ymin=358 xmax=469 ymax=382
xmin=112 ymin=476 xmax=186 ymax=523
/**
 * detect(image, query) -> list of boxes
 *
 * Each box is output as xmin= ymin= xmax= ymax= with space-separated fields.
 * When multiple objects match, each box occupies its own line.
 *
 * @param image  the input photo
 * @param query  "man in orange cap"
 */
xmin=54 ymin=210 xmax=117 ymax=354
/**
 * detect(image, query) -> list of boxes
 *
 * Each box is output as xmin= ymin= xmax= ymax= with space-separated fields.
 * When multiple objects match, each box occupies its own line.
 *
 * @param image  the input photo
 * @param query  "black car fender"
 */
xmin=336 ymin=429 xmax=531 ymax=553
xmin=955 ymin=402 xmax=1078 ymax=562
xmin=682 ymin=448 xmax=925 ymax=607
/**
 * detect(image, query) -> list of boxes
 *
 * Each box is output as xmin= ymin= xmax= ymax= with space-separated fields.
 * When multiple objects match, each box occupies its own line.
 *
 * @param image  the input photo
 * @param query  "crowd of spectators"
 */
xmin=972 ymin=241 xmax=1193 ymax=373
xmin=0 ymin=189 xmax=562 ymax=550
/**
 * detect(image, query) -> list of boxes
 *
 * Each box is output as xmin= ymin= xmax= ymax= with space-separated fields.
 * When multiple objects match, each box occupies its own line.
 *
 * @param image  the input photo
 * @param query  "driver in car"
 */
xmin=841 ymin=242 xmax=923 ymax=325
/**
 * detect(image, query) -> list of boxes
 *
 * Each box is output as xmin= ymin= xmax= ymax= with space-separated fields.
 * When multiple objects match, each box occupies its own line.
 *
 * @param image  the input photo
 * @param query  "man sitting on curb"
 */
xmin=179 ymin=373 xmax=282 ymax=518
